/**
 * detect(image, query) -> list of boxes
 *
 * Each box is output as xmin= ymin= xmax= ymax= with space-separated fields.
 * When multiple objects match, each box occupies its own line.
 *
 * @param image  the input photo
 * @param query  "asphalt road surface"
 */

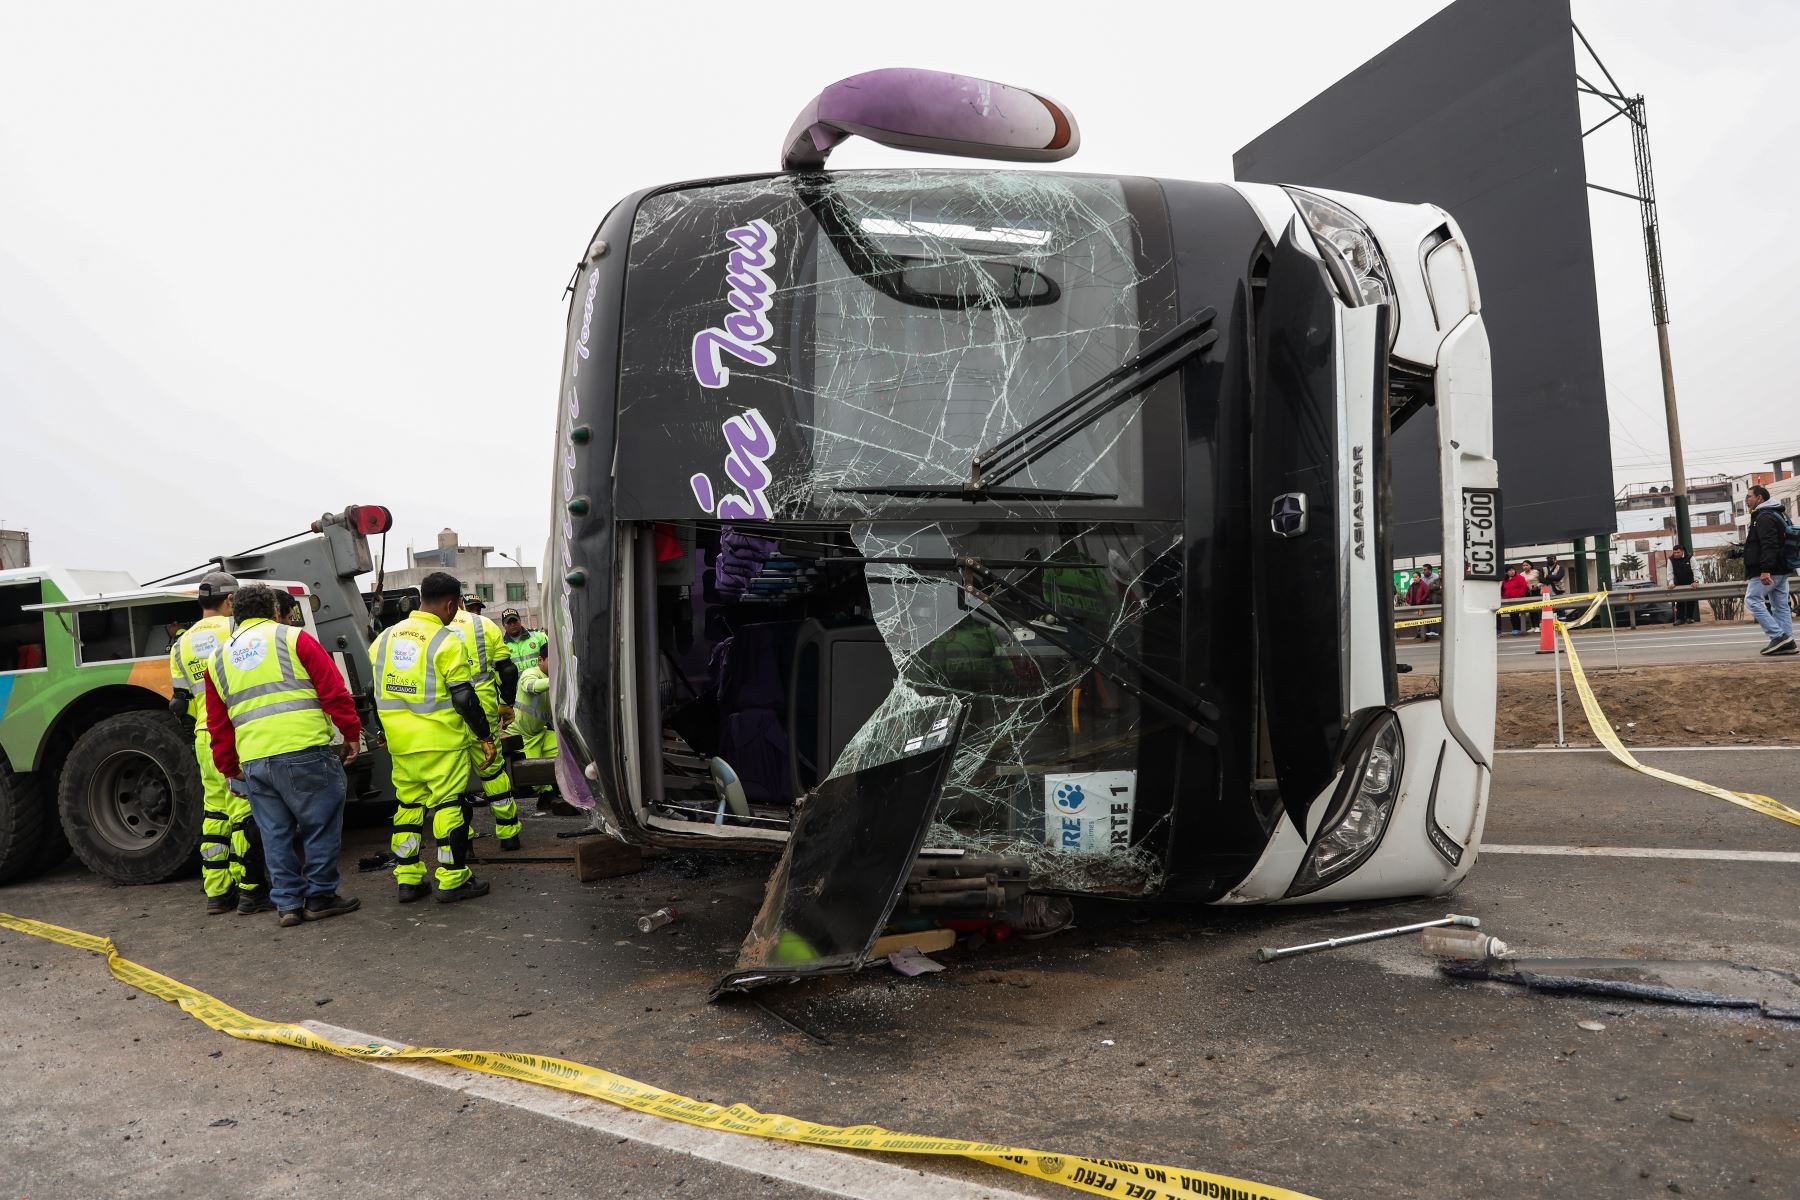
xmin=5 ymin=754 xmax=1798 ymax=1200
xmin=1397 ymin=618 xmax=1779 ymax=673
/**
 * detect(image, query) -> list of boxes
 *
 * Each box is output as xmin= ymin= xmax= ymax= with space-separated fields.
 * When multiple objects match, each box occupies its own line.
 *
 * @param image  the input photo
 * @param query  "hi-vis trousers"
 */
xmin=390 ymin=749 xmax=473 ymax=892
xmin=467 ymin=741 xmax=521 ymax=843
xmin=195 ymin=735 xmax=266 ymax=900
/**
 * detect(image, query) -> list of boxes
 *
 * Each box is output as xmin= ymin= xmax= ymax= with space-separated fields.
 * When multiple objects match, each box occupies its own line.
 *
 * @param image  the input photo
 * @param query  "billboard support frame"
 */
xmin=1575 ymin=23 xmax=1694 ymax=558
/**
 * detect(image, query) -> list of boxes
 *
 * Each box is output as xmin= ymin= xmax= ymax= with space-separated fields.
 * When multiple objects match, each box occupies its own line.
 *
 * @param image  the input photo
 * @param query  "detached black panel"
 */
xmin=1235 ymin=0 xmax=1612 ymax=552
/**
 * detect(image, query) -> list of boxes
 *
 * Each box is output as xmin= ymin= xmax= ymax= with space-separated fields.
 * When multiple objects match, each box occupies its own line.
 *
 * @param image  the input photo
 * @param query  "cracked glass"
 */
xmin=619 ymin=171 xmax=1191 ymax=896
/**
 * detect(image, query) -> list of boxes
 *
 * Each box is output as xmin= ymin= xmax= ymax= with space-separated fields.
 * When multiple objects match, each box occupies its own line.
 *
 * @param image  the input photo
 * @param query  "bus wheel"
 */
xmin=59 ymin=712 xmax=202 ymax=885
xmin=0 ymin=768 xmax=54 ymax=884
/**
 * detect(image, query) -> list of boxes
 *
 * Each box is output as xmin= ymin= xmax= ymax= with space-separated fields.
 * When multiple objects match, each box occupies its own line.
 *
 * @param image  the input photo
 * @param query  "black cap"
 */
xmin=501 ymin=608 xmax=521 ymax=621
xmin=463 ymin=594 xmax=485 ymax=610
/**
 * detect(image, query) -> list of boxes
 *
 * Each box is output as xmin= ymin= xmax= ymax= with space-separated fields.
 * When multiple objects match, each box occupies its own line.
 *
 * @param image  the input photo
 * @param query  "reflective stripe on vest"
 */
xmin=208 ymin=621 xmax=329 ymax=760
xmin=372 ymin=625 xmax=457 ymax=715
xmin=455 ymin=613 xmax=493 ymax=685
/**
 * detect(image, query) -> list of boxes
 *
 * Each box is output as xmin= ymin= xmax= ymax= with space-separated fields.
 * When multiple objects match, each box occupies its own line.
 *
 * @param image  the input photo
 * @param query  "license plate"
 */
xmin=1462 ymin=487 xmax=1502 ymax=581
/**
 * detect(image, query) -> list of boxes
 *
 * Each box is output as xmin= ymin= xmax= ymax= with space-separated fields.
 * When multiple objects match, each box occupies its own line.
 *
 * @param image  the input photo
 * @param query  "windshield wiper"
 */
xmin=832 ymin=484 xmax=1117 ymax=503
xmin=967 ymin=309 xmax=1218 ymax=493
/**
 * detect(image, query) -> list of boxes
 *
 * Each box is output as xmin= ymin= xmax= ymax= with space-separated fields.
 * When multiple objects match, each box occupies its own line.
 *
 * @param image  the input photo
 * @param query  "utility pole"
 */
xmin=1576 ymin=25 xmax=1693 ymax=557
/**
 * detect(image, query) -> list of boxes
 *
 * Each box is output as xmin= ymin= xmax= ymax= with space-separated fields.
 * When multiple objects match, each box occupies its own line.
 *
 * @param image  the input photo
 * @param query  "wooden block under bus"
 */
xmin=573 ymin=837 xmax=645 ymax=882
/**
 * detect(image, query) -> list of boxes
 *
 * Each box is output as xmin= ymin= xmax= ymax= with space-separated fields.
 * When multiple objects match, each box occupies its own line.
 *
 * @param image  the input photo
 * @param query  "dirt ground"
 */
xmin=1401 ymin=659 xmax=1800 ymax=748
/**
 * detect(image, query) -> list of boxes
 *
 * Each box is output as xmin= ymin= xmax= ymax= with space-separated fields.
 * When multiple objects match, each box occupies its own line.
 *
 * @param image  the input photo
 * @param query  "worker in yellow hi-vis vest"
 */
xmin=167 ymin=572 xmax=270 ymax=915
xmin=368 ymin=573 xmax=498 ymax=903
xmin=455 ymin=593 xmax=523 ymax=850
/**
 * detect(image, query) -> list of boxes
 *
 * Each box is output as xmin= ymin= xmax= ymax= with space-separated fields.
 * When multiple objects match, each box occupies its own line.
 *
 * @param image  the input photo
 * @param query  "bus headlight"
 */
xmin=1287 ymin=713 xmax=1405 ymax=896
xmin=1284 ymin=187 xmax=1396 ymax=309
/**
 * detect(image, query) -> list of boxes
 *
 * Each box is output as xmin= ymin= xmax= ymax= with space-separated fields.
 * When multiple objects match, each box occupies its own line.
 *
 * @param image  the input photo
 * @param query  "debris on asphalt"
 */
xmin=357 ymin=852 xmax=396 ymax=873
xmin=1258 ymin=913 xmax=1481 ymax=961
xmin=1578 ymin=1019 xmax=1607 ymax=1031
xmin=1420 ymin=926 xmax=1509 ymax=961
xmin=1442 ymin=956 xmax=1800 ymax=1020
xmin=636 ymin=906 xmax=676 ymax=934
xmin=208 ymin=1118 xmax=237 ymax=1128
xmin=887 ymin=947 xmax=945 ymax=977
xmin=313 ymin=997 xmax=332 ymax=1007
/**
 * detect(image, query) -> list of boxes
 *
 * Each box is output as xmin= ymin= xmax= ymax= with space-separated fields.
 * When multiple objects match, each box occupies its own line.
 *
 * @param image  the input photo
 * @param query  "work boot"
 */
xmin=301 ymin=893 xmax=361 ymax=922
xmin=237 ymin=893 xmax=276 ymax=916
xmin=499 ymin=836 xmax=521 ymax=851
xmin=278 ymin=910 xmax=305 ymax=928
xmin=435 ymin=877 xmax=491 ymax=904
xmin=396 ymin=882 xmax=431 ymax=904
xmin=205 ymin=896 xmax=233 ymax=916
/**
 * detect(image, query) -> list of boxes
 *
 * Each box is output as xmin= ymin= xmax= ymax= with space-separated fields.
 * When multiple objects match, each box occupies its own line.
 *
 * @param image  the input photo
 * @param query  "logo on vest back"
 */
xmin=229 ymin=635 xmax=269 ymax=672
xmin=191 ymin=631 xmax=219 ymax=658
xmin=391 ymin=639 xmax=422 ymax=671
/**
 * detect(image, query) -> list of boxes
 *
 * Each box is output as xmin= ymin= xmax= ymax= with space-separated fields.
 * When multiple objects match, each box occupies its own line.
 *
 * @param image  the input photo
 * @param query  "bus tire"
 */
xmin=58 ymin=711 xmax=202 ymax=885
xmin=0 ymin=767 xmax=52 ymax=884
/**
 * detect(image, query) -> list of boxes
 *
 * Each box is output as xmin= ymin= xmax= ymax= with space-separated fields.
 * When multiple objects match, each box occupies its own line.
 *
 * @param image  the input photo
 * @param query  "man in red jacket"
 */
xmin=204 ymin=583 xmax=364 ymax=927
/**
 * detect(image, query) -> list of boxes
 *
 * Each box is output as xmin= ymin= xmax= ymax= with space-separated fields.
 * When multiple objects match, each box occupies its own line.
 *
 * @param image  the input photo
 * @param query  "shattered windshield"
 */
xmin=627 ymin=171 xmax=1202 ymax=897
xmin=615 ymin=170 xmax=1178 ymax=519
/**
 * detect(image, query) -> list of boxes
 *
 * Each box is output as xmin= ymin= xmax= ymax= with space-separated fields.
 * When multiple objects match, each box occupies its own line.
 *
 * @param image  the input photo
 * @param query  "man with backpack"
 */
xmin=1742 ymin=485 xmax=1796 ymax=656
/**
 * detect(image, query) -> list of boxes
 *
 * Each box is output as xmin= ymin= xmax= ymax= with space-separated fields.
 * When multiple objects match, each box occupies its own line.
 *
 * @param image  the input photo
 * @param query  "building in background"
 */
xmin=0 ymin=529 xmax=28 ymax=571
xmin=1613 ymin=475 xmax=1740 ymax=580
xmin=382 ymin=527 xmax=543 ymax=627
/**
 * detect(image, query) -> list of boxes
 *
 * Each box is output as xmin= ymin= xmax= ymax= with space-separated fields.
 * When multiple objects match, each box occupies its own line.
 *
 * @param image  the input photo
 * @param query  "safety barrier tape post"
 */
xmin=0 ymin=912 xmax=1322 ymax=1200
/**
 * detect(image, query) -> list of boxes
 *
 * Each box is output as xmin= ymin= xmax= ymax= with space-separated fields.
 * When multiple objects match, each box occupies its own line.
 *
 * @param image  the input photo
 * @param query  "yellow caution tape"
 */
xmin=1552 ymin=613 xmax=1800 ymax=829
xmin=1395 ymin=589 xmax=1609 ymax=629
xmin=0 ymin=912 xmax=1319 ymax=1200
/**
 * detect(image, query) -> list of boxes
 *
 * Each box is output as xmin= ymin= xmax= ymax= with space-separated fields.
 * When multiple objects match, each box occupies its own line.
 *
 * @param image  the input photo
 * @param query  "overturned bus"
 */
xmin=544 ymin=70 xmax=1500 ymax=992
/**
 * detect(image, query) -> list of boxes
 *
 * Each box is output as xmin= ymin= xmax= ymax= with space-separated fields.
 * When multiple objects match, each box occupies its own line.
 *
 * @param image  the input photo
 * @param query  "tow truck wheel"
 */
xmin=59 ymin=712 xmax=202 ymax=885
xmin=0 ymin=768 xmax=54 ymax=884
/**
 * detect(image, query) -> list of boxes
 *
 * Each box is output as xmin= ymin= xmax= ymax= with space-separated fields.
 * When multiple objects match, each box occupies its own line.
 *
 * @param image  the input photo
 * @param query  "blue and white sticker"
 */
xmin=228 ymin=635 xmax=269 ymax=672
xmin=391 ymin=639 xmax=422 ymax=672
xmin=1045 ymin=770 xmax=1137 ymax=856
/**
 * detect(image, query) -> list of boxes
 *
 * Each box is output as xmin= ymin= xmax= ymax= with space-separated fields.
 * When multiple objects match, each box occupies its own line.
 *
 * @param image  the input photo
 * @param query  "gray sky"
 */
xmin=2 ymin=1 xmax=1795 ymax=577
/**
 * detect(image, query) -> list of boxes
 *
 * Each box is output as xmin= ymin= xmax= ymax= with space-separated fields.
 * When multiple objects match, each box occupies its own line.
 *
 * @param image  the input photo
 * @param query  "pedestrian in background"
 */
xmin=1519 ymin=560 xmax=1543 ymax=631
xmin=1742 ymin=485 xmax=1795 ymax=656
xmin=1500 ymin=564 xmax=1530 ymax=635
xmin=1405 ymin=569 xmax=1434 ymax=640
xmin=1668 ymin=545 xmax=1701 ymax=626
xmin=204 ymin=582 xmax=362 ymax=927
xmin=1542 ymin=554 xmax=1567 ymax=596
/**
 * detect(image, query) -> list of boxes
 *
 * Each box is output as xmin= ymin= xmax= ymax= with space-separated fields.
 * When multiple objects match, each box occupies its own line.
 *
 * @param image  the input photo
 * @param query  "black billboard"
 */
xmin=1235 ymin=0 xmax=1612 ymax=553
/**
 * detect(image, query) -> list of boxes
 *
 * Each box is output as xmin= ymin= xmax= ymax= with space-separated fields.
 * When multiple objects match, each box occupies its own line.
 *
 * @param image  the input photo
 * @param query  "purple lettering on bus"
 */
xmin=691 ymin=409 xmax=776 ymax=520
xmin=691 ymin=219 xmax=780 ymax=390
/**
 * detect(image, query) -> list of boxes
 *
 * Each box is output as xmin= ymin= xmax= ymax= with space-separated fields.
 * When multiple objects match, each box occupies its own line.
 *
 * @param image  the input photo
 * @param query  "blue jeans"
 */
xmin=241 ymin=745 xmax=347 ymax=912
xmin=1745 ymin=574 xmax=1794 ymax=641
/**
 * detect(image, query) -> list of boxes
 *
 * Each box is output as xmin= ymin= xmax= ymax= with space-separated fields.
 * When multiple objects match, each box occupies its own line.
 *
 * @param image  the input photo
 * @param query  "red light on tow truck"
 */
xmin=346 ymin=505 xmax=393 ymax=536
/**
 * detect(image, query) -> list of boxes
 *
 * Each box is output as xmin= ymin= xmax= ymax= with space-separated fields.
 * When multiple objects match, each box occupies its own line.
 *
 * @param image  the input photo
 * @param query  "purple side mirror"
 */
xmin=781 ymin=68 xmax=1079 ymax=171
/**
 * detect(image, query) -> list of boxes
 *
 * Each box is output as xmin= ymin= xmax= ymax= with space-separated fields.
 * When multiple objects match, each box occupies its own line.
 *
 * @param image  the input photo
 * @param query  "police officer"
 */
xmin=500 ymin=607 xmax=548 ymax=674
xmin=456 ymin=593 xmax=523 ymax=850
xmin=369 ymin=572 xmax=497 ymax=903
xmin=168 ymin=572 xmax=271 ymax=915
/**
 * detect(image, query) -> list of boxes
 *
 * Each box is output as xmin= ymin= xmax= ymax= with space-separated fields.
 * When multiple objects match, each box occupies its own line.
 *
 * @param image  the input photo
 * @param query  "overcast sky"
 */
xmin=3 ymin=1 xmax=1795 ymax=577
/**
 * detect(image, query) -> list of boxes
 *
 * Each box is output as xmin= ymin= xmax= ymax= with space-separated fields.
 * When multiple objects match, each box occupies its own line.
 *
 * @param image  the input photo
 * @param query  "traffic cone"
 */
xmin=1535 ymin=585 xmax=1556 ymax=654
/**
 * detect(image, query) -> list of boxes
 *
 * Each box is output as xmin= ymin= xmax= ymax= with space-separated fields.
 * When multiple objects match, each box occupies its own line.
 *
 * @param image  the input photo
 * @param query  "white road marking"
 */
xmin=1483 ymin=844 xmax=1800 ymax=863
xmin=302 ymin=1020 xmax=1041 ymax=1200
xmin=1497 ymin=745 xmax=1800 ymax=754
